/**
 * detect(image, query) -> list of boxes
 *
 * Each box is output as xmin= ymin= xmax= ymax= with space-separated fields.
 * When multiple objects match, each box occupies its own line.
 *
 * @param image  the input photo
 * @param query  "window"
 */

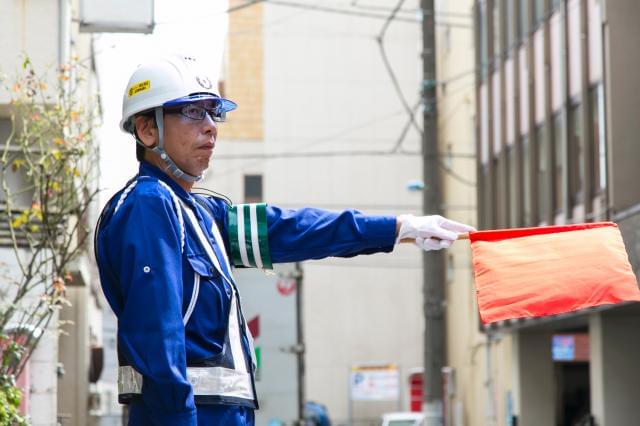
xmin=480 ymin=164 xmax=491 ymax=229
xmin=478 ymin=1 xmax=489 ymax=81
xmin=518 ymin=0 xmax=529 ymax=40
xmin=508 ymin=145 xmax=519 ymax=227
xmin=536 ymin=125 xmax=549 ymax=221
xmin=553 ymin=113 xmax=565 ymax=214
xmin=533 ymin=0 xmax=546 ymax=26
xmin=568 ymin=102 xmax=584 ymax=206
xmin=493 ymin=0 xmax=501 ymax=60
xmin=522 ymin=135 xmax=532 ymax=226
xmin=495 ymin=156 xmax=505 ymax=228
xmin=589 ymin=85 xmax=606 ymax=195
xmin=243 ymin=174 xmax=263 ymax=203
xmin=505 ymin=0 xmax=515 ymax=51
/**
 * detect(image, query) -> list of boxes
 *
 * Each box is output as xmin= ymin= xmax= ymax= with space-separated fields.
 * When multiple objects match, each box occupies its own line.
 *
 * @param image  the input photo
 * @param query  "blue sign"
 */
xmin=552 ymin=335 xmax=575 ymax=361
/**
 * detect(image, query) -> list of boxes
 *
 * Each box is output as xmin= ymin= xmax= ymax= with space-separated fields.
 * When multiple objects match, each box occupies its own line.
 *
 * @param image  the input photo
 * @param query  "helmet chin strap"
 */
xmin=149 ymin=107 xmax=203 ymax=183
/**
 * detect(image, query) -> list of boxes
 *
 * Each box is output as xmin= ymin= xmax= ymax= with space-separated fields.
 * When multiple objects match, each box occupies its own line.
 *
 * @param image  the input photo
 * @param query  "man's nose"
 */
xmin=201 ymin=113 xmax=218 ymax=137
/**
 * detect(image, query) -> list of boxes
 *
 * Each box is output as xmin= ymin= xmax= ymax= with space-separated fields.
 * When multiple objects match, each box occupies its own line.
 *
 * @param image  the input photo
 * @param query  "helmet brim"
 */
xmin=163 ymin=93 xmax=237 ymax=113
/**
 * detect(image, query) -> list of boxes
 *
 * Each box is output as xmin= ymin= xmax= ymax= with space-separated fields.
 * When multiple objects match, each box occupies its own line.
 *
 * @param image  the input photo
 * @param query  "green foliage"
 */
xmin=0 ymin=376 xmax=26 ymax=425
xmin=0 ymin=56 xmax=100 ymax=422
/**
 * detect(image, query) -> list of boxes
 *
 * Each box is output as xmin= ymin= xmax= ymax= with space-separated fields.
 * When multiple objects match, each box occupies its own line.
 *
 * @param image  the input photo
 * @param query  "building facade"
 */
xmin=0 ymin=1 xmax=118 ymax=425
xmin=472 ymin=0 xmax=640 ymax=424
xmin=203 ymin=1 xmax=427 ymax=424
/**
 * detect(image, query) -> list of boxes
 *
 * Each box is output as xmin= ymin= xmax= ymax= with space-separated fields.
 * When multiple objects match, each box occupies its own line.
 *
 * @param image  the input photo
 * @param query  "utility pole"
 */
xmin=421 ymin=0 xmax=445 ymax=425
xmin=295 ymin=262 xmax=306 ymax=425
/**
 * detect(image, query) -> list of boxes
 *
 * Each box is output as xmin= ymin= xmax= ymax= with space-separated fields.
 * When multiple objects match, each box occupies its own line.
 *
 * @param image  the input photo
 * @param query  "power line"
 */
xmin=214 ymin=150 xmax=419 ymax=160
xmin=156 ymin=0 xmax=471 ymax=28
xmin=373 ymin=0 xmax=475 ymax=188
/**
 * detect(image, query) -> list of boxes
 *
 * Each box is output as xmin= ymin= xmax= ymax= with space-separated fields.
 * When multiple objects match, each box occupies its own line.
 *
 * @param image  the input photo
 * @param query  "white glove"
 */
xmin=396 ymin=214 xmax=476 ymax=251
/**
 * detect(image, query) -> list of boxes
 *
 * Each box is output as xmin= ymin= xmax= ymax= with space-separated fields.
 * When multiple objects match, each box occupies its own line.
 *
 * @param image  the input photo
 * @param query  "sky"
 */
xmin=94 ymin=0 xmax=229 ymax=207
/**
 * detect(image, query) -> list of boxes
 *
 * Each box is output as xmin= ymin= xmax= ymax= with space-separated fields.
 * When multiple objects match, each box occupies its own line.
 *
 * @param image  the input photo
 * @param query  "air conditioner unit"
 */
xmin=79 ymin=0 xmax=154 ymax=34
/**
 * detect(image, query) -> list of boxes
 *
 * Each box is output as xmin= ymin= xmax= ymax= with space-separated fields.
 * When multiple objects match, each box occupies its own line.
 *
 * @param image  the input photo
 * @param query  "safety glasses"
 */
xmin=165 ymin=103 xmax=227 ymax=122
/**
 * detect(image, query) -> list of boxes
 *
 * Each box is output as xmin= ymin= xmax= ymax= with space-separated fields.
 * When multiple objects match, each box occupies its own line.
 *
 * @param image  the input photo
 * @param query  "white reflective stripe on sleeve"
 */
xmin=248 ymin=204 xmax=263 ymax=269
xmin=183 ymin=274 xmax=200 ymax=326
xmin=114 ymin=181 xmax=138 ymax=214
xmin=236 ymin=206 xmax=251 ymax=267
xmin=118 ymin=366 xmax=253 ymax=400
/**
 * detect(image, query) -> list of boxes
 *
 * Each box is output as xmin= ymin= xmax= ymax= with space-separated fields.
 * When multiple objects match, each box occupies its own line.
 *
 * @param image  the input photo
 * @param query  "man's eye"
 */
xmin=185 ymin=106 xmax=202 ymax=116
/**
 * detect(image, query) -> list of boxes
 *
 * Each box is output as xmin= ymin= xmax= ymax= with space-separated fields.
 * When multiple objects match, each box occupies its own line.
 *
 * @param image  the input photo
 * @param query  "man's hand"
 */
xmin=395 ymin=214 xmax=476 ymax=251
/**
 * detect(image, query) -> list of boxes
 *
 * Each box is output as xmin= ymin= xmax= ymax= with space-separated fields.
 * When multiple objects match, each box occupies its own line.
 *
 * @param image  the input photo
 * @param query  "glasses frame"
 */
xmin=165 ymin=103 xmax=226 ymax=123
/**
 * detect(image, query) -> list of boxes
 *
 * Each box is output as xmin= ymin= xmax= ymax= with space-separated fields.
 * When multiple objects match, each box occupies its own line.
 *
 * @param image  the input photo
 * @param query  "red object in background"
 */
xmin=470 ymin=222 xmax=640 ymax=324
xmin=409 ymin=372 xmax=423 ymax=412
xmin=248 ymin=316 xmax=260 ymax=339
xmin=276 ymin=278 xmax=296 ymax=296
xmin=16 ymin=362 xmax=29 ymax=416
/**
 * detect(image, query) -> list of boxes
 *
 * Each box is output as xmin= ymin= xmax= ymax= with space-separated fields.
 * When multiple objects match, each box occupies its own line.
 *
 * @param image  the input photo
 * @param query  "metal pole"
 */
xmin=295 ymin=262 xmax=306 ymax=425
xmin=421 ymin=0 xmax=445 ymax=425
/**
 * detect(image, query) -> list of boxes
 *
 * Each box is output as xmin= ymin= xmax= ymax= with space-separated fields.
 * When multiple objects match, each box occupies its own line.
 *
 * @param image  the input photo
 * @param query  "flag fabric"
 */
xmin=469 ymin=222 xmax=640 ymax=324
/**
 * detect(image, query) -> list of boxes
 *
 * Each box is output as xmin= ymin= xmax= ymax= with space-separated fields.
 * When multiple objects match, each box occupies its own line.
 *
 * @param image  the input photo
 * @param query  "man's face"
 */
xmin=162 ymin=101 xmax=218 ymax=178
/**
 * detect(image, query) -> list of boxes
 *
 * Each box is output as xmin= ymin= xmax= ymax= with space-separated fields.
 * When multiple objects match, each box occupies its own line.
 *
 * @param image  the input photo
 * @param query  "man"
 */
xmin=95 ymin=54 xmax=474 ymax=425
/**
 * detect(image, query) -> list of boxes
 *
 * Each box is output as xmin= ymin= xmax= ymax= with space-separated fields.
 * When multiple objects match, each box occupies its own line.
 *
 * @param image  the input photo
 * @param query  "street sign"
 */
xmin=350 ymin=364 xmax=400 ymax=401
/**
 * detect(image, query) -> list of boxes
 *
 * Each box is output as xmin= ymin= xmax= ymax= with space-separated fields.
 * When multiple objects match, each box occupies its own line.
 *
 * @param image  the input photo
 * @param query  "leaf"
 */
xmin=51 ymin=150 xmax=61 ymax=160
xmin=22 ymin=57 xmax=31 ymax=70
xmin=10 ymin=159 xmax=24 ymax=172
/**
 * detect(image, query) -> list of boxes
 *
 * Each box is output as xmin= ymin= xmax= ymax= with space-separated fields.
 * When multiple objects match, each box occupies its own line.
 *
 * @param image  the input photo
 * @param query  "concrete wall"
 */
xmin=590 ymin=310 xmax=640 ymax=425
xmin=603 ymin=0 xmax=640 ymax=213
xmin=58 ymin=287 xmax=90 ymax=426
xmin=514 ymin=330 xmax=555 ymax=426
xmin=208 ymin=1 xmax=425 ymax=423
xmin=0 ymin=0 xmax=65 ymax=106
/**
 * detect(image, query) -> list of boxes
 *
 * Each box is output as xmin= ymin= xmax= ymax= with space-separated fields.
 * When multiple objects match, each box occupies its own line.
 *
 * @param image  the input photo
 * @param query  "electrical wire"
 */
xmin=371 ymin=1 xmax=475 ymax=187
xmin=156 ymin=0 xmax=471 ymax=28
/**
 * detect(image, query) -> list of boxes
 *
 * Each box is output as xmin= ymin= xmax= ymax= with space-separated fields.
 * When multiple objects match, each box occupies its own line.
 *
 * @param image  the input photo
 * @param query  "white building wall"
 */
xmin=590 ymin=310 xmax=640 ymax=425
xmin=207 ymin=1 xmax=424 ymax=423
xmin=262 ymin=4 xmax=423 ymax=423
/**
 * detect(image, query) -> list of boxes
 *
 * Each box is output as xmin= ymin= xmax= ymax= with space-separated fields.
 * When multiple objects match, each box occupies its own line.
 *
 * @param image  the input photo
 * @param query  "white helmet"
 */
xmin=120 ymin=54 xmax=236 ymax=182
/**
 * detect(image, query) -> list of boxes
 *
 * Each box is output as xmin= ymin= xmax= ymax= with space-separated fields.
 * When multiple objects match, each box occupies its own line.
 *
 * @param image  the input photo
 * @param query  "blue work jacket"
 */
xmin=95 ymin=161 xmax=396 ymax=425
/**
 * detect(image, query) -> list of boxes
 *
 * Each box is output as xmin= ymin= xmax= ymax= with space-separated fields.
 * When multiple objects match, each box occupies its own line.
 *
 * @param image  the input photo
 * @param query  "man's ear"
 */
xmin=134 ymin=115 xmax=158 ymax=148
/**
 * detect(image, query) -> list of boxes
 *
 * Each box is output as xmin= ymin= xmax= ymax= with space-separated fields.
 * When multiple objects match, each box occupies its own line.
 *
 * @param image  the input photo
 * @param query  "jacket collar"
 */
xmin=138 ymin=161 xmax=196 ymax=206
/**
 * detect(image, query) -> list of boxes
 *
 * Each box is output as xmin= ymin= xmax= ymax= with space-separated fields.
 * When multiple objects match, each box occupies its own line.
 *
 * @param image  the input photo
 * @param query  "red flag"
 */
xmin=469 ymin=222 xmax=640 ymax=324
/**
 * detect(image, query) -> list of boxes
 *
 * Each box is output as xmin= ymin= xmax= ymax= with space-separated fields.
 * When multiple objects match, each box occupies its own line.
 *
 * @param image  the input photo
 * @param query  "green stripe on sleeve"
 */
xmin=255 ymin=204 xmax=272 ymax=269
xmin=243 ymin=204 xmax=257 ymax=267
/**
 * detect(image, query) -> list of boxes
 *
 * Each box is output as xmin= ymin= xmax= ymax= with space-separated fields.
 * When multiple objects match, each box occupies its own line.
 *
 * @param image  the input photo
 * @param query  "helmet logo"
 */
xmin=128 ymin=80 xmax=151 ymax=97
xmin=196 ymin=76 xmax=213 ymax=90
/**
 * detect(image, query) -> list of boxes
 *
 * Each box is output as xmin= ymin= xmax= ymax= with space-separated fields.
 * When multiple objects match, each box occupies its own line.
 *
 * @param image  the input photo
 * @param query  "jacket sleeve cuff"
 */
xmin=363 ymin=215 xmax=398 ymax=250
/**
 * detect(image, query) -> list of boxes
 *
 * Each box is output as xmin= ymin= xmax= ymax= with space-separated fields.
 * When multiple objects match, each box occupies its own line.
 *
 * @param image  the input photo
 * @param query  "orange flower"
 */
xmin=52 ymin=276 xmax=65 ymax=294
